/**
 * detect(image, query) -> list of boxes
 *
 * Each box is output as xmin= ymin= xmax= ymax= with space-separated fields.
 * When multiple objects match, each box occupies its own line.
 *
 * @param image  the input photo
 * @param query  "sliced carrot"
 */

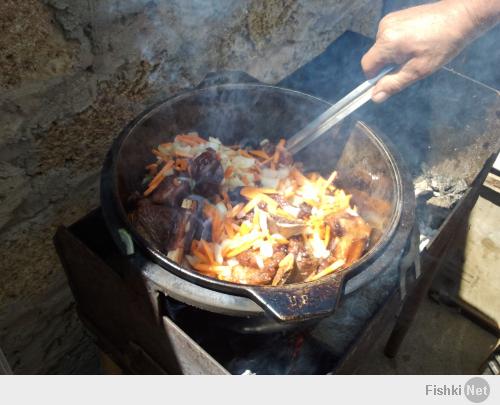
xmin=191 ymin=240 xmax=198 ymax=251
xmin=191 ymin=263 xmax=230 ymax=274
xmin=175 ymin=158 xmax=189 ymax=171
xmin=224 ymin=166 xmax=234 ymax=179
xmin=177 ymin=138 xmax=199 ymax=147
xmin=192 ymin=247 xmax=208 ymax=263
xmin=307 ymin=259 xmax=346 ymax=281
xmin=189 ymin=133 xmax=207 ymax=143
xmin=212 ymin=212 xmax=223 ymax=243
xmin=174 ymin=150 xmax=194 ymax=158
xmin=175 ymin=133 xmax=206 ymax=145
xmin=241 ymin=176 xmax=250 ymax=186
xmin=228 ymin=203 xmax=244 ymax=218
xmin=240 ymin=187 xmax=277 ymax=199
xmin=200 ymin=240 xmax=215 ymax=264
xmin=249 ymin=150 xmax=270 ymax=160
xmin=323 ymin=170 xmax=338 ymax=191
xmin=225 ymin=238 xmax=260 ymax=258
xmin=152 ymin=149 xmax=171 ymax=161
xmin=258 ymin=156 xmax=274 ymax=167
xmin=238 ymin=149 xmax=253 ymax=159
xmin=271 ymin=138 xmax=286 ymax=167
xmin=241 ymin=195 xmax=262 ymax=216
xmin=221 ymin=190 xmax=231 ymax=209
xmin=203 ymin=204 xmax=214 ymax=221
xmin=291 ymin=167 xmax=307 ymax=185
xmin=308 ymin=172 xmax=320 ymax=181
xmin=143 ymin=160 xmax=174 ymax=196
xmin=224 ymin=220 xmax=235 ymax=238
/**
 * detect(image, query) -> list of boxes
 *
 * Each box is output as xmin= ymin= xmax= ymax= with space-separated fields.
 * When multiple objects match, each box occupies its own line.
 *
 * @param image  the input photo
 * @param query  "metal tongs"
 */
xmin=286 ymin=66 xmax=394 ymax=155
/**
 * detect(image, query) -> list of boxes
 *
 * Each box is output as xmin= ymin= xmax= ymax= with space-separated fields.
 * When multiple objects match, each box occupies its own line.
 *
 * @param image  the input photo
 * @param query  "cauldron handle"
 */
xmin=246 ymin=271 xmax=347 ymax=322
xmin=196 ymin=70 xmax=261 ymax=89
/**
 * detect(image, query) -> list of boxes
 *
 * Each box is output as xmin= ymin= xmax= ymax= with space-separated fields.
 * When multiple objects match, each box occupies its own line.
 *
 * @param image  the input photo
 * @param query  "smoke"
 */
xmin=94 ymin=0 xmax=378 ymax=90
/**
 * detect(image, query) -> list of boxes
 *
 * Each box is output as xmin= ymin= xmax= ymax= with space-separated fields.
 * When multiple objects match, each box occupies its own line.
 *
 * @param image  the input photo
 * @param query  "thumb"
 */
xmin=361 ymin=42 xmax=395 ymax=78
xmin=371 ymin=61 xmax=422 ymax=103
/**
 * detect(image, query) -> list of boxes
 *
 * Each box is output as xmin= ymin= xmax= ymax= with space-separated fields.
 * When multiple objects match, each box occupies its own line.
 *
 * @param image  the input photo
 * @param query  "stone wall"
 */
xmin=0 ymin=0 xmax=382 ymax=373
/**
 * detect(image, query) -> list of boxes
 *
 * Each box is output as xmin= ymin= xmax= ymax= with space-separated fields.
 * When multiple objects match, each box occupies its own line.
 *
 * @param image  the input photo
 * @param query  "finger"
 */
xmin=371 ymin=61 xmax=422 ymax=103
xmin=361 ymin=42 xmax=397 ymax=78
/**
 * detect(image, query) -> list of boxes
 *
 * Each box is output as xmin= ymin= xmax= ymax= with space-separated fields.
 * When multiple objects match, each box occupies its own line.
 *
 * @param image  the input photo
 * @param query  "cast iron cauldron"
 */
xmin=101 ymin=72 xmax=416 ymax=331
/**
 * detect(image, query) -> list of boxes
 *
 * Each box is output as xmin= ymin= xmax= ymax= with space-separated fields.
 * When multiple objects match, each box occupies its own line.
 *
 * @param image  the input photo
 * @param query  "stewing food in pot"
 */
xmin=127 ymin=132 xmax=373 ymax=285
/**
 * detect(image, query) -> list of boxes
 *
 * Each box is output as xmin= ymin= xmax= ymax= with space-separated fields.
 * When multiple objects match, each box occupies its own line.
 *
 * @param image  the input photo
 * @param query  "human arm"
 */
xmin=361 ymin=0 xmax=500 ymax=103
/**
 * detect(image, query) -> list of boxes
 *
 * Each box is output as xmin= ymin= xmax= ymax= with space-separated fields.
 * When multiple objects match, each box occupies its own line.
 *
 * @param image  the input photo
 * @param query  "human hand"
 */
xmin=362 ymin=1 xmax=479 ymax=103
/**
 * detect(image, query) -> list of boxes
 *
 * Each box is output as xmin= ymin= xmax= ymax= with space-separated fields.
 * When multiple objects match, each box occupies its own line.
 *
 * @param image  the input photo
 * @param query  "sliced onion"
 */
xmin=260 ymin=241 xmax=273 ymax=258
xmin=255 ymin=255 xmax=265 ymax=270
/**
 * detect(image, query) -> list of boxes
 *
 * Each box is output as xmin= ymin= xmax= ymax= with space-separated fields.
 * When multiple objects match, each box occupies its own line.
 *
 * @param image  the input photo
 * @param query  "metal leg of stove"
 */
xmin=384 ymin=250 xmax=450 ymax=358
xmin=384 ymin=155 xmax=496 ymax=358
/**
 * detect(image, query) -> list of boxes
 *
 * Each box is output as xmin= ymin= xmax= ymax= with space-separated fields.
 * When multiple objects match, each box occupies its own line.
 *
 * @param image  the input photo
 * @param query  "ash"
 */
xmin=414 ymin=172 xmax=469 ymax=251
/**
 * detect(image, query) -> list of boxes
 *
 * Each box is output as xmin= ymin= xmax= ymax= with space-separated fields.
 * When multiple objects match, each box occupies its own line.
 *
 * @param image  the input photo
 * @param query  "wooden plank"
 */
xmin=432 ymin=174 xmax=500 ymax=334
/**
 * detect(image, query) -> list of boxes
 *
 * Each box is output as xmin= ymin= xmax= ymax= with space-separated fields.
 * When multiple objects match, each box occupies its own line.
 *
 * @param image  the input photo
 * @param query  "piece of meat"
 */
xmin=263 ymin=248 xmax=287 ymax=272
xmin=131 ymin=199 xmax=179 ymax=252
xmin=287 ymin=236 xmax=302 ymax=256
xmin=236 ymin=246 xmax=287 ymax=274
xmin=150 ymin=176 xmax=190 ymax=207
xmin=298 ymin=202 xmax=312 ymax=219
xmin=295 ymin=249 xmax=319 ymax=281
xmin=260 ymin=139 xmax=292 ymax=166
xmin=333 ymin=215 xmax=371 ymax=265
xmin=189 ymin=148 xmax=223 ymax=198
xmin=325 ymin=215 xmax=345 ymax=238
xmin=270 ymin=193 xmax=290 ymax=209
xmin=287 ymin=237 xmax=319 ymax=283
xmin=229 ymin=265 xmax=275 ymax=286
xmin=233 ymin=245 xmax=287 ymax=285
xmin=126 ymin=191 xmax=142 ymax=210
xmin=228 ymin=186 xmax=246 ymax=205
xmin=167 ymin=201 xmax=197 ymax=263
xmin=235 ymin=250 xmax=258 ymax=268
